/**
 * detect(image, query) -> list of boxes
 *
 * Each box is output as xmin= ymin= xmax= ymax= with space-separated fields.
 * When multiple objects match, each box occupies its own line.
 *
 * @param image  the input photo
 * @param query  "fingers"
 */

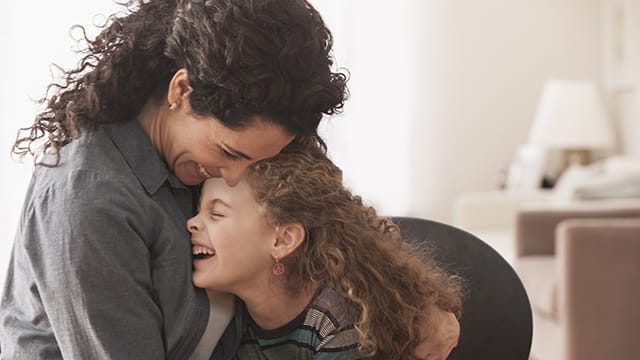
xmin=419 ymin=344 xmax=455 ymax=360
xmin=415 ymin=306 xmax=460 ymax=360
xmin=415 ymin=339 xmax=455 ymax=360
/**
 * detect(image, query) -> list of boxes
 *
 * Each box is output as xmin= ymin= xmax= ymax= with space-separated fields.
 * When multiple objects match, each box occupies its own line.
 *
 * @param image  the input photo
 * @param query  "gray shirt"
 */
xmin=0 ymin=120 xmax=211 ymax=358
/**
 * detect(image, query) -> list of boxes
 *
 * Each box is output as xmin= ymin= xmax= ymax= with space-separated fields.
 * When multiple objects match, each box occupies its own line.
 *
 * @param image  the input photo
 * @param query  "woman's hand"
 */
xmin=414 ymin=305 xmax=460 ymax=360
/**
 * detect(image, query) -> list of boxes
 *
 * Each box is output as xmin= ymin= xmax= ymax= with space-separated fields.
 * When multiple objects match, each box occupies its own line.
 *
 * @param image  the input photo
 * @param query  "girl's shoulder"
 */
xmin=308 ymin=287 xmax=356 ymax=330
xmin=304 ymin=288 xmax=360 ymax=353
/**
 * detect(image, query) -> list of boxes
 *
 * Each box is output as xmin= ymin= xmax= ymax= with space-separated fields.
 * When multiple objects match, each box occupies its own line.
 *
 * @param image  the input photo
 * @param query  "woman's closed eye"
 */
xmin=221 ymin=147 xmax=240 ymax=161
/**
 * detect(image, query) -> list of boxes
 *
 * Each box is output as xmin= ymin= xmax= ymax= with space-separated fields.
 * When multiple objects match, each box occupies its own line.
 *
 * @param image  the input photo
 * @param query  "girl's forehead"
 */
xmin=200 ymin=177 xmax=258 ymax=207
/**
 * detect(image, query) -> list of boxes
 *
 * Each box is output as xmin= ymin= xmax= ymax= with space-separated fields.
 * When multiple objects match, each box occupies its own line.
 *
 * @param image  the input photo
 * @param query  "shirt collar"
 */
xmin=104 ymin=120 xmax=187 ymax=194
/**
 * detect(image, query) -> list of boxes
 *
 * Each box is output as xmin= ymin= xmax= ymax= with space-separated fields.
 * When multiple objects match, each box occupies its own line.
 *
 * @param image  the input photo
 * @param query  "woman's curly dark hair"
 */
xmin=246 ymin=137 xmax=463 ymax=360
xmin=13 ymin=0 xmax=348 ymax=165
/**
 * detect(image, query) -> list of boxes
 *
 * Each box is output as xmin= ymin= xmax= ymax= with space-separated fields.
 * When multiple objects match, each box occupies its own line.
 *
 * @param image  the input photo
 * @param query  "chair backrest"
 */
xmin=392 ymin=217 xmax=532 ymax=360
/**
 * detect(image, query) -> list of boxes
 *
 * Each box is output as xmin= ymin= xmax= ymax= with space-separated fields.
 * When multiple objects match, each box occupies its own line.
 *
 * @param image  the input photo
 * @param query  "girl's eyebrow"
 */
xmin=197 ymin=197 xmax=231 ymax=212
xmin=208 ymin=198 xmax=232 ymax=209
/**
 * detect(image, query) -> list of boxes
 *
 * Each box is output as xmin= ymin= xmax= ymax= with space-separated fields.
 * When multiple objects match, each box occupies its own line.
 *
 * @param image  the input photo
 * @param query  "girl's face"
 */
xmin=187 ymin=177 xmax=276 ymax=294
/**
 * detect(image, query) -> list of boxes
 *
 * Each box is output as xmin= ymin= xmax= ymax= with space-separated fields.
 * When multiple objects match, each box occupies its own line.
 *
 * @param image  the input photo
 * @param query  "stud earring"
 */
xmin=169 ymin=102 xmax=178 ymax=110
xmin=272 ymin=257 xmax=285 ymax=276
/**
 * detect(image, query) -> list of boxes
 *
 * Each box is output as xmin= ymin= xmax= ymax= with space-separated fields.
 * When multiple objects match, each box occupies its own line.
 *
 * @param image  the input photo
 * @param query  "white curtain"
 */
xmin=312 ymin=0 xmax=418 ymax=216
xmin=0 ymin=0 xmax=123 ymax=289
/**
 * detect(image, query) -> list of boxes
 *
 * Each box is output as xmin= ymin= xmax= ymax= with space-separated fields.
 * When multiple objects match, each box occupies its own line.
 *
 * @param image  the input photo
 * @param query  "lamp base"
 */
xmin=564 ymin=148 xmax=592 ymax=167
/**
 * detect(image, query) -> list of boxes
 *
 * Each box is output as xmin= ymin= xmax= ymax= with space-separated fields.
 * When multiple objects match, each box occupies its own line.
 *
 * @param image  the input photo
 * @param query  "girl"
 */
xmin=188 ymin=137 xmax=462 ymax=359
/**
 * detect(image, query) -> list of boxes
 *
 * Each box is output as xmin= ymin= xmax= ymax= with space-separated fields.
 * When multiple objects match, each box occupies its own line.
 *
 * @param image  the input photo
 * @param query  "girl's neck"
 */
xmin=242 ymin=283 xmax=317 ymax=330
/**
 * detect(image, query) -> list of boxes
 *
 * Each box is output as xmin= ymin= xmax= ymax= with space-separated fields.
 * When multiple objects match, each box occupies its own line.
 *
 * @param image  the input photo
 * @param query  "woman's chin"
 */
xmin=178 ymin=173 xmax=204 ymax=186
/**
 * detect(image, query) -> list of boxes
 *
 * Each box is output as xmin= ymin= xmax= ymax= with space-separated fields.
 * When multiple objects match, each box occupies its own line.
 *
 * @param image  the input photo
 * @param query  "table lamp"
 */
xmin=528 ymin=79 xmax=615 ymax=166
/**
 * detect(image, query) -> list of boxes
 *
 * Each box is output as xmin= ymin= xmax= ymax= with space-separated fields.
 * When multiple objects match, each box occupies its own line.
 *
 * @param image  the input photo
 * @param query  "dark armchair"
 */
xmin=393 ymin=217 xmax=532 ymax=360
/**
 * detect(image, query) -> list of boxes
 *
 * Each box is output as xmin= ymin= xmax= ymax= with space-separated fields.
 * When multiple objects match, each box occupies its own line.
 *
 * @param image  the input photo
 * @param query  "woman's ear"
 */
xmin=272 ymin=223 xmax=306 ymax=260
xmin=167 ymin=68 xmax=193 ymax=108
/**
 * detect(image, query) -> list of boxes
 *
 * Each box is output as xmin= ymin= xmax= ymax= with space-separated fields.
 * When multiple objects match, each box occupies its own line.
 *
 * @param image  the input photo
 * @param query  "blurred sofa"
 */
xmin=453 ymin=156 xmax=640 ymax=359
xmin=514 ymin=200 xmax=640 ymax=360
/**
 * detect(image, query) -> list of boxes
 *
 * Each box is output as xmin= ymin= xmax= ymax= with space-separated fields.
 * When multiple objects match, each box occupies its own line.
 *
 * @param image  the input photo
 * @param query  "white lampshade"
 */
xmin=528 ymin=79 xmax=615 ymax=149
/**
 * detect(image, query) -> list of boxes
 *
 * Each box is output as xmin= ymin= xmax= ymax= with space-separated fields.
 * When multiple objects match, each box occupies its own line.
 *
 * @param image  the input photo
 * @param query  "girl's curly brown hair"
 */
xmin=246 ymin=137 xmax=463 ymax=360
xmin=13 ymin=0 xmax=347 ymax=165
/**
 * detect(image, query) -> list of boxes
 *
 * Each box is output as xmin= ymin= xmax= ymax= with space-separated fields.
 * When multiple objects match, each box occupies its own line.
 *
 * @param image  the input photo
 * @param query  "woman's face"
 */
xmin=159 ymin=108 xmax=294 ymax=187
xmin=187 ymin=177 xmax=275 ymax=294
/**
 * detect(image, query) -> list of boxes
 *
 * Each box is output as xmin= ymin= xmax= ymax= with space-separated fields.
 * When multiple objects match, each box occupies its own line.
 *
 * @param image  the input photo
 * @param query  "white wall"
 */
xmin=607 ymin=0 xmax=640 ymax=158
xmin=318 ymin=0 xmax=604 ymax=222
xmin=313 ymin=1 xmax=415 ymax=216
xmin=0 ymin=1 xmax=121 ymax=289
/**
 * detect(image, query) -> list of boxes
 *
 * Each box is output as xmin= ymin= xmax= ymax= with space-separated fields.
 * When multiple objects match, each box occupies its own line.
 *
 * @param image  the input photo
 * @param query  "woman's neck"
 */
xmin=242 ymin=283 xmax=317 ymax=330
xmin=136 ymin=98 xmax=168 ymax=156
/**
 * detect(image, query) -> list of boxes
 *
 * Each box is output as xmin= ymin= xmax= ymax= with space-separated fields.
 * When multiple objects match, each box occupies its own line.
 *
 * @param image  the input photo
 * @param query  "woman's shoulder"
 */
xmin=33 ymin=126 xmax=125 ymax=178
xmin=31 ymin=121 xmax=164 ymax=195
xmin=23 ymin=124 xmax=161 ymax=216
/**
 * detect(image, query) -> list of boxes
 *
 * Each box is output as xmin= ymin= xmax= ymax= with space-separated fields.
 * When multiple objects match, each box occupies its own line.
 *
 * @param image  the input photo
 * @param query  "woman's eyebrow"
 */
xmin=221 ymin=142 xmax=252 ymax=160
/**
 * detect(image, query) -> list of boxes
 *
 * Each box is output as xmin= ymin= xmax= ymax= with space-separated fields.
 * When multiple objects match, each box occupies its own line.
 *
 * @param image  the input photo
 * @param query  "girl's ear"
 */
xmin=167 ymin=68 xmax=193 ymax=107
xmin=272 ymin=223 xmax=306 ymax=260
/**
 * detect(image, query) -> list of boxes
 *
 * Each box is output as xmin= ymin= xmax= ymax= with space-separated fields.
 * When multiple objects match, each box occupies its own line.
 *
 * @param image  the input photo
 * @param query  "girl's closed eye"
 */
xmin=209 ymin=210 xmax=225 ymax=218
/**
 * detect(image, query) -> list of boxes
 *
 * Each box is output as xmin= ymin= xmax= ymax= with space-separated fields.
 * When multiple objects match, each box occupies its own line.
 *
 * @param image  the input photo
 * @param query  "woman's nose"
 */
xmin=220 ymin=164 xmax=249 ymax=187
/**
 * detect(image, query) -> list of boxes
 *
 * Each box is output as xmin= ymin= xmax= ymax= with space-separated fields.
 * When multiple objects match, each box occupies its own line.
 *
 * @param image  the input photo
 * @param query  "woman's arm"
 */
xmin=2 ymin=176 xmax=166 ymax=358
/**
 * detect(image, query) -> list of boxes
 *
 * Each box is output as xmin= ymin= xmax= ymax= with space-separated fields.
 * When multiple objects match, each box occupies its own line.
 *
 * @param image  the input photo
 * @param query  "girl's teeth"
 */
xmin=192 ymin=245 xmax=215 ymax=256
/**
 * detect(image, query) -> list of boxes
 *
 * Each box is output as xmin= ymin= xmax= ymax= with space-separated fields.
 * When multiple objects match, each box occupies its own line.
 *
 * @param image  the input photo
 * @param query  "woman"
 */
xmin=188 ymin=137 xmax=462 ymax=359
xmin=0 ymin=0 xmax=458 ymax=358
xmin=1 ymin=0 xmax=344 ymax=357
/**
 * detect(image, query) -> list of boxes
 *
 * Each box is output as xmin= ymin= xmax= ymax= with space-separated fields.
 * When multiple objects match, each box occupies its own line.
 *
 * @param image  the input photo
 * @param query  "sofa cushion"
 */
xmin=515 ymin=256 xmax=557 ymax=319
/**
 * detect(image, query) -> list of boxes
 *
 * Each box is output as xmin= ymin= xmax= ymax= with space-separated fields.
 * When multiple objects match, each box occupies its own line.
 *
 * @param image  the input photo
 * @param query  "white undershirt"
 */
xmin=189 ymin=290 xmax=235 ymax=360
